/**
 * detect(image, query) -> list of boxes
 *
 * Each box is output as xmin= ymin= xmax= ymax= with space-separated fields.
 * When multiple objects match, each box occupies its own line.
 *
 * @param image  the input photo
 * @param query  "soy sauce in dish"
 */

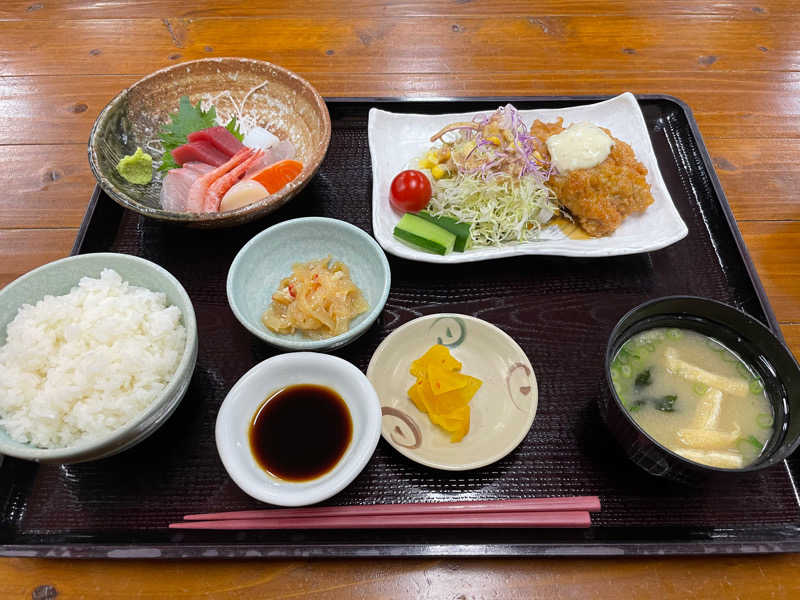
xmin=249 ymin=384 xmax=352 ymax=482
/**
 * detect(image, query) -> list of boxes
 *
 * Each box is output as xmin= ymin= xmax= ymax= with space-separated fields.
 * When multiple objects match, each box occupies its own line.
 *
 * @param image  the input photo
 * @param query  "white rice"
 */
xmin=0 ymin=268 xmax=186 ymax=449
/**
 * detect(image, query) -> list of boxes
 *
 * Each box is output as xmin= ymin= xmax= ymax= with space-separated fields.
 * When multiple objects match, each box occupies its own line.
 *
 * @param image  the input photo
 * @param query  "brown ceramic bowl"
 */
xmin=88 ymin=58 xmax=331 ymax=228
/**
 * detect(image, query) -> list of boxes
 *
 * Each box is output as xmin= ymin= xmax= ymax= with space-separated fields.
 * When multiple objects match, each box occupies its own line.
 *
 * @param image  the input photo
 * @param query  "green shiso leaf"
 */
xmin=157 ymin=96 xmax=219 ymax=172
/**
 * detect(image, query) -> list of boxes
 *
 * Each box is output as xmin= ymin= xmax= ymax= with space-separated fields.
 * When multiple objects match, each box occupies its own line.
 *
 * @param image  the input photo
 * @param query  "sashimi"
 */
xmin=244 ymin=140 xmax=296 ymax=178
xmin=182 ymin=161 xmax=215 ymax=176
xmin=160 ymin=168 xmax=201 ymax=212
xmin=187 ymin=126 xmax=244 ymax=158
xmin=249 ymin=159 xmax=303 ymax=194
xmin=185 ymin=148 xmax=253 ymax=213
xmin=219 ymin=180 xmax=269 ymax=212
xmin=171 ymin=141 xmax=228 ymax=167
xmin=203 ymin=150 xmax=264 ymax=212
xmin=243 ymin=126 xmax=280 ymax=151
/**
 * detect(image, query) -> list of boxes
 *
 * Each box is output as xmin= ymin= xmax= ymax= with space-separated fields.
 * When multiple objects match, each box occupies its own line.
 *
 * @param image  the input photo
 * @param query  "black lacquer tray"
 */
xmin=1 ymin=97 xmax=799 ymax=558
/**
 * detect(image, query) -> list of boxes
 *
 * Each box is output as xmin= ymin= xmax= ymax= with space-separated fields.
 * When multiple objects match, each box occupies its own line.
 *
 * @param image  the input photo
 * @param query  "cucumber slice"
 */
xmin=393 ymin=213 xmax=456 ymax=255
xmin=415 ymin=212 xmax=471 ymax=252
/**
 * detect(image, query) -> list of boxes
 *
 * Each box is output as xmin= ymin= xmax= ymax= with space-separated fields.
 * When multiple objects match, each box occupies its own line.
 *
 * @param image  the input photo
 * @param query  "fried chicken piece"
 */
xmin=530 ymin=118 xmax=654 ymax=237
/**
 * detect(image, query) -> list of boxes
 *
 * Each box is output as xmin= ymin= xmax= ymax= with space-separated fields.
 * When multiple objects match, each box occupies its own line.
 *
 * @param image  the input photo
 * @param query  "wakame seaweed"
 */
xmin=635 ymin=368 xmax=652 ymax=387
xmin=654 ymin=395 xmax=677 ymax=412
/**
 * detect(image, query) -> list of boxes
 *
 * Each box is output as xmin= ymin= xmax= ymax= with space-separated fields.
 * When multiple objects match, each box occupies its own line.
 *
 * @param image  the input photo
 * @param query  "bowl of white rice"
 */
xmin=0 ymin=252 xmax=197 ymax=463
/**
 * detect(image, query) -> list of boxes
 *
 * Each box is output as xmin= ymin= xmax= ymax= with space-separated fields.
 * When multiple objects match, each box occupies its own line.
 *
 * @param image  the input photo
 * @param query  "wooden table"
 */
xmin=1 ymin=1 xmax=799 ymax=597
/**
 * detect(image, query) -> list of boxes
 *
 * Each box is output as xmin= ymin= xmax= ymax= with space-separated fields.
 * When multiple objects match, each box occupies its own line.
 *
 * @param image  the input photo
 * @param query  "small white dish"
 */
xmin=367 ymin=314 xmax=537 ymax=470
xmin=368 ymin=92 xmax=688 ymax=262
xmin=215 ymin=352 xmax=381 ymax=506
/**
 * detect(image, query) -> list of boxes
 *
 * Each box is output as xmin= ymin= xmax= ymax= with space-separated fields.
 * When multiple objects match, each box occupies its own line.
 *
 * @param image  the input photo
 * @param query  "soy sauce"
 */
xmin=249 ymin=384 xmax=352 ymax=482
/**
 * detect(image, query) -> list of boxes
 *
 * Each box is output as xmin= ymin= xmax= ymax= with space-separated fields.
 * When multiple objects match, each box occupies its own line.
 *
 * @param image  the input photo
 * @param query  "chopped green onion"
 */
xmin=693 ymin=382 xmax=709 ymax=395
xmin=610 ymin=366 xmax=621 ymax=380
xmin=645 ymin=342 xmax=656 ymax=353
xmin=722 ymin=351 xmax=739 ymax=363
xmin=620 ymin=346 xmax=640 ymax=361
xmin=736 ymin=435 xmax=763 ymax=455
xmin=621 ymin=365 xmax=632 ymax=378
xmin=750 ymin=379 xmax=764 ymax=394
xmin=735 ymin=363 xmax=751 ymax=378
xmin=756 ymin=413 xmax=773 ymax=428
xmin=666 ymin=328 xmax=682 ymax=339
xmin=627 ymin=399 xmax=646 ymax=412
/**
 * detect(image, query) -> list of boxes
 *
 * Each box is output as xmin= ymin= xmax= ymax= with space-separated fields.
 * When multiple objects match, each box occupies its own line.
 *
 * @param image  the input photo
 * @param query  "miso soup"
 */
xmin=611 ymin=327 xmax=773 ymax=469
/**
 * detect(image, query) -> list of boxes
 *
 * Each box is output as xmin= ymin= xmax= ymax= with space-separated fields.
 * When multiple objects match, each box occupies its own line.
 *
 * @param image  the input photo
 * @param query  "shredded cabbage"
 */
xmin=421 ymin=104 xmax=558 ymax=247
xmin=426 ymin=173 xmax=557 ymax=247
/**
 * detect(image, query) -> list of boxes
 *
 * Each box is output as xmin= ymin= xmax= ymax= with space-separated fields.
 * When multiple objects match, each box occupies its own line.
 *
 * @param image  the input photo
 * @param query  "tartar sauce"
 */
xmin=545 ymin=122 xmax=614 ymax=173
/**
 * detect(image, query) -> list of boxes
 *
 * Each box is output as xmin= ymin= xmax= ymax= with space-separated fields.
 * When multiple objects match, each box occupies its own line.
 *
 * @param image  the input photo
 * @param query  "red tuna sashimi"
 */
xmin=161 ymin=168 xmax=201 ymax=212
xmin=204 ymin=150 xmax=264 ymax=212
xmin=187 ymin=126 xmax=245 ymax=158
xmin=244 ymin=140 xmax=296 ymax=178
xmin=186 ymin=148 xmax=254 ymax=213
xmin=171 ymin=141 xmax=228 ymax=167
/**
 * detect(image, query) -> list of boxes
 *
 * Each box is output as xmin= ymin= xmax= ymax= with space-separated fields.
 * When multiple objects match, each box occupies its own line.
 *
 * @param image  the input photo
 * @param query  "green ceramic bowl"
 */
xmin=88 ymin=57 xmax=331 ymax=228
xmin=227 ymin=217 xmax=391 ymax=351
xmin=0 ymin=253 xmax=198 ymax=463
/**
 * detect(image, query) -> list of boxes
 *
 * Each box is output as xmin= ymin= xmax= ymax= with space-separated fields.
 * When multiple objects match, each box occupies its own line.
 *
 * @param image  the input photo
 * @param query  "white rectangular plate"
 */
xmin=368 ymin=93 xmax=688 ymax=263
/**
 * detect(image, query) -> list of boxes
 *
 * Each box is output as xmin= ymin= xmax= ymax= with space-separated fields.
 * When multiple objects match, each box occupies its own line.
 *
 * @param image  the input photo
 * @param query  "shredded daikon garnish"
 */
xmin=200 ymin=80 xmax=270 ymax=137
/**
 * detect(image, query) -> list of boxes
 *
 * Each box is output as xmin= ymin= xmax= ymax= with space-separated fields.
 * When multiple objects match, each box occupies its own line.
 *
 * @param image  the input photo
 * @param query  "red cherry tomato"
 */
xmin=389 ymin=170 xmax=432 ymax=213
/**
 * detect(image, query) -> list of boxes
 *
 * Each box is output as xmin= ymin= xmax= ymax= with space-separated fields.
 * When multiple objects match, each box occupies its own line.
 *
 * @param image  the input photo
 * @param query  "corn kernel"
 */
xmin=431 ymin=165 xmax=448 ymax=179
xmin=487 ymin=136 xmax=501 ymax=146
xmin=437 ymin=147 xmax=451 ymax=161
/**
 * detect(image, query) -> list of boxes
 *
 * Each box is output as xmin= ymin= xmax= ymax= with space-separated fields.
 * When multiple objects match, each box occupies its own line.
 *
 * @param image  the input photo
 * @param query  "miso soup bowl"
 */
xmin=599 ymin=296 xmax=800 ymax=485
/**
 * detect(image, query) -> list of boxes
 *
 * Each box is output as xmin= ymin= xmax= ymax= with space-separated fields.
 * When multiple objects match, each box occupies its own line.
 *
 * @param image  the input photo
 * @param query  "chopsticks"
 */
xmin=169 ymin=496 xmax=600 ymax=530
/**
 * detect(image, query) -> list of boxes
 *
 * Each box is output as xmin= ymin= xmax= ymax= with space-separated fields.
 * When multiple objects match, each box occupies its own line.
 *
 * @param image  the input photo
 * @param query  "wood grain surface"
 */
xmin=1 ymin=1 xmax=799 ymax=597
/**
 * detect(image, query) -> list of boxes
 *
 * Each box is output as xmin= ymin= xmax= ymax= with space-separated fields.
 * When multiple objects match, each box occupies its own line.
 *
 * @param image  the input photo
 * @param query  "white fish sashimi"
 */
xmin=160 ymin=167 xmax=205 ymax=212
xmin=244 ymin=140 xmax=296 ymax=178
xmin=182 ymin=161 xmax=215 ymax=176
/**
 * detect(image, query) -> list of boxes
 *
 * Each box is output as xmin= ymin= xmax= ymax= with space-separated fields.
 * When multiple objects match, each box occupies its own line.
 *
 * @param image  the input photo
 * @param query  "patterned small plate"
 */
xmin=367 ymin=314 xmax=537 ymax=470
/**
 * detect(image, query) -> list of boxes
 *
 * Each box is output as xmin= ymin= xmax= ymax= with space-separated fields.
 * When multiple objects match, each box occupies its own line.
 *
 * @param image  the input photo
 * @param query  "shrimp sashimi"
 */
xmin=185 ymin=148 xmax=253 ymax=213
xmin=204 ymin=149 xmax=264 ymax=212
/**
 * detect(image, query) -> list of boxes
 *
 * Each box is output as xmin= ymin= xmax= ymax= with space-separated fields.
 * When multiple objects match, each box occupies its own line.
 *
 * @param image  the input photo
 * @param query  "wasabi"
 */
xmin=116 ymin=147 xmax=153 ymax=184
